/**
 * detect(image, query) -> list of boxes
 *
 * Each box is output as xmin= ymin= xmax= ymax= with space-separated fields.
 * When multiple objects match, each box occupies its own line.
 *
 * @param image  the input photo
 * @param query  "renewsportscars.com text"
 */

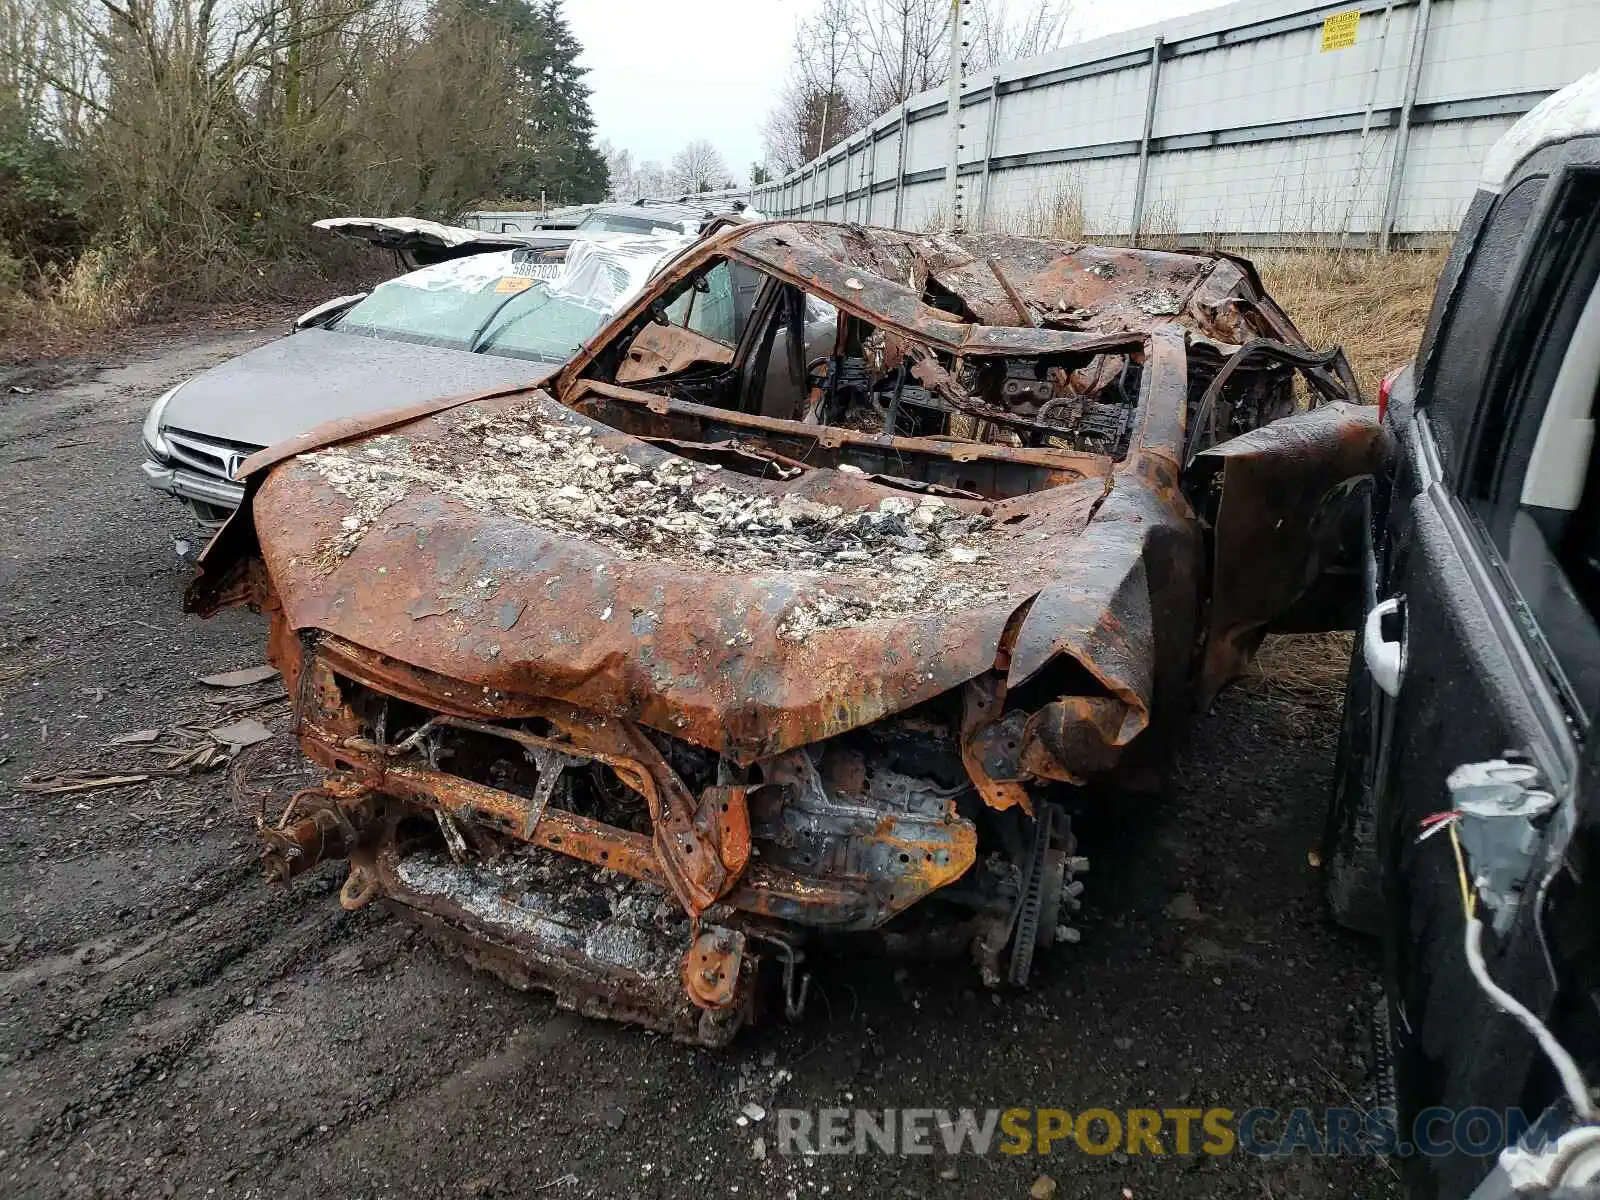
xmin=772 ymin=1106 xmax=1560 ymax=1158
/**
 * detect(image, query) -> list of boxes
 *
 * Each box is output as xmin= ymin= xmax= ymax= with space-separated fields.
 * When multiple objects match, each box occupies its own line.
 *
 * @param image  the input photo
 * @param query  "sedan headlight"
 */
xmin=141 ymin=383 xmax=183 ymax=461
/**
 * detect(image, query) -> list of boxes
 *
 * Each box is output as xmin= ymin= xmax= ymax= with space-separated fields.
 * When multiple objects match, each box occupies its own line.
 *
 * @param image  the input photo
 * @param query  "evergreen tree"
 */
xmin=459 ymin=0 xmax=608 ymax=204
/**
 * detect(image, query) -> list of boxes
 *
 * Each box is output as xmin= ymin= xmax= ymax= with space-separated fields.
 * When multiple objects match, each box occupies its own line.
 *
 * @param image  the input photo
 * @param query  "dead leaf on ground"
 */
xmin=1165 ymin=892 xmax=1203 ymax=921
xmin=107 ymin=729 xmax=161 ymax=746
xmin=198 ymin=665 xmax=279 ymax=688
xmin=209 ymin=718 xmax=273 ymax=749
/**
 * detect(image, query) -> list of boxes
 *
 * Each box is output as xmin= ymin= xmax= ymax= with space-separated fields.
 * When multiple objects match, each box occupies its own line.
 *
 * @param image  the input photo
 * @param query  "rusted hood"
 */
xmin=200 ymin=389 xmax=1178 ymax=763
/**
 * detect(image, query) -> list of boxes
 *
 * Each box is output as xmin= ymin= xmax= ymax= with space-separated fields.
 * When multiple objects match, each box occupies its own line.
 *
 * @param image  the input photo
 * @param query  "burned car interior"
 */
xmin=584 ymin=225 xmax=1356 ymax=459
xmin=189 ymin=222 xmax=1385 ymax=1045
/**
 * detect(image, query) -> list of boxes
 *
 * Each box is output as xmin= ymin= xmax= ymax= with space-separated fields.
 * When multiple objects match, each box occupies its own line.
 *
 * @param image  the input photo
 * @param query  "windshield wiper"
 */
xmin=466 ymin=288 xmax=544 ymax=353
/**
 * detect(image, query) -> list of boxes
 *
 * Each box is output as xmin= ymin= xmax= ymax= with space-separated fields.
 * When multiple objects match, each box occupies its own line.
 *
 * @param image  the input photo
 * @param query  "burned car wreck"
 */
xmin=189 ymin=221 xmax=1387 ymax=1045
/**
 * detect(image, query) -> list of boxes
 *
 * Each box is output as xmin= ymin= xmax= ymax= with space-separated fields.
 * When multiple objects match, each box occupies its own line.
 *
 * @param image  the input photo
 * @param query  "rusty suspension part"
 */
xmin=258 ymin=782 xmax=375 ymax=883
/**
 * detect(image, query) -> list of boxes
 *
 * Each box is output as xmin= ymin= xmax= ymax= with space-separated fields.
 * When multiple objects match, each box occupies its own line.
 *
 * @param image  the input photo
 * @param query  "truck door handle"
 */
xmin=1364 ymin=596 xmax=1404 ymax=698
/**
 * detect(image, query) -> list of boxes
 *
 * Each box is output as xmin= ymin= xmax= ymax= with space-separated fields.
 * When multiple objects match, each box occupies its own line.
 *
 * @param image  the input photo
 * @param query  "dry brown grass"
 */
xmin=1239 ymin=632 xmax=1355 ymax=708
xmin=1005 ymin=185 xmax=1448 ymax=400
xmin=1253 ymin=246 xmax=1447 ymax=400
xmin=0 ymin=248 xmax=150 ymax=355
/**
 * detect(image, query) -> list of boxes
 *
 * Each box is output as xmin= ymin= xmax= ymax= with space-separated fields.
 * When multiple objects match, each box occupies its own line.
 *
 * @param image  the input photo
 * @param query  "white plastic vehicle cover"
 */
xmin=375 ymin=231 xmax=692 ymax=309
xmin=552 ymin=233 xmax=692 ymax=312
xmin=313 ymin=216 xmax=521 ymax=249
xmin=1481 ymin=67 xmax=1600 ymax=192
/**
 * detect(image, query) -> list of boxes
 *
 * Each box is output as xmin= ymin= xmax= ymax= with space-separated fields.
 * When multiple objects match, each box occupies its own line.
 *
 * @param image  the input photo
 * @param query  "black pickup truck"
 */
xmin=1322 ymin=68 xmax=1600 ymax=1198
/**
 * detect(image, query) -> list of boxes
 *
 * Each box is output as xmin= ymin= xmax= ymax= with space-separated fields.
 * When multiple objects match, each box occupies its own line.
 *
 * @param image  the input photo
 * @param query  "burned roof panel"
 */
xmin=727 ymin=221 xmax=1293 ymax=347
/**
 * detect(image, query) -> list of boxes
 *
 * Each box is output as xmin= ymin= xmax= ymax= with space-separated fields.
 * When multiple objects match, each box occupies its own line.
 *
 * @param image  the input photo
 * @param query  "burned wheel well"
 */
xmin=1003 ymin=654 xmax=1115 ymax=715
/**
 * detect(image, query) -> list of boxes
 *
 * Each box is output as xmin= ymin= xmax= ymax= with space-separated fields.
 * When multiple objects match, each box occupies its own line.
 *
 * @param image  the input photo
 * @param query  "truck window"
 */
xmin=1465 ymin=170 xmax=1600 ymax=729
xmin=1420 ymin=174 xmax=1548 ymax=475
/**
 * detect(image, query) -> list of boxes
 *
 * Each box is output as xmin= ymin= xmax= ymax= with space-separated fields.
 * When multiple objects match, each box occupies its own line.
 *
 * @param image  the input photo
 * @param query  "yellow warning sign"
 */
xmin=1321 ymin=9 xmax=1360 ymax=51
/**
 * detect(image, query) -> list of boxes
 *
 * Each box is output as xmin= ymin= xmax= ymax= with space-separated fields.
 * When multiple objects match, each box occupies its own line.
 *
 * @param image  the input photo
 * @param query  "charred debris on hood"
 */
xmin=190 ymin=222 xmax=1380 ymax=1045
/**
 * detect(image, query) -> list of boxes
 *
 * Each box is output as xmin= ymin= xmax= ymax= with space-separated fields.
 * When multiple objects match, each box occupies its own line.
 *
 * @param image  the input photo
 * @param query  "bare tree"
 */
xmin=0 ymin=0 xmax=101 ymax=137
xmin=761 ymin=0 xmax=1074 ymax=170
xmin=761 ymin=0 xmax=871 ymax=174
xmin=599 ymin=139 xmax=636 ymax=199
xmin=791 ymin=0 xmax=860 ymax=157
xmin=633 ymin=158 xmax=668 ymax=198
xmin=669 ymin=138 xmax=729 ymax=194
xmin=761 ymin=78 xmax=865 ymax=175
xmin=849 ymin=0 xmax=950 ymax=114
xmin=967 ymin=0 xmax=1072 ymax=67
xmin=0 ymin=0 xmax=527 ymax=293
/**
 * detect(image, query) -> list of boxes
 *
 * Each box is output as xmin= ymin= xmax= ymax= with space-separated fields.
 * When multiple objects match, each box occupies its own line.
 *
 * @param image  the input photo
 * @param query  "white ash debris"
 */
xmin=1133 ymin=287 xmax=1183 ymax=316
xmin=398 ymin=847 xmax=684 ymax=976
xmin=300 ymin=403 xmax=1015 ymax=634
xmin=311 ymin=454 xmax=408 ymax=567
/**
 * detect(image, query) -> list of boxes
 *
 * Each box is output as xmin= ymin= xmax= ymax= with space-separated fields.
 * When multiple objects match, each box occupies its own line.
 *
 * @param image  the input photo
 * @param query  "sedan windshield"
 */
xmin=331 ymin=236 xmax=686 ymax=363
xmin=577 ymin=211 xmax=694 ymax=236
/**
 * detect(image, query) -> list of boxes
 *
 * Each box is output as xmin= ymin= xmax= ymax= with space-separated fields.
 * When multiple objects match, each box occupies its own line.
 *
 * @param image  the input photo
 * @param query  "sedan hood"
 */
xmin=161 ymin=328 xmax=555 ymax=450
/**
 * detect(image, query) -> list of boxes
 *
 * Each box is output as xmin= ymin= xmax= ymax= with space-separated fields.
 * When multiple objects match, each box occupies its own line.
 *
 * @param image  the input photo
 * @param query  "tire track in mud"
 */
xmin=5 ymin=871 xmax=355 ymax=1156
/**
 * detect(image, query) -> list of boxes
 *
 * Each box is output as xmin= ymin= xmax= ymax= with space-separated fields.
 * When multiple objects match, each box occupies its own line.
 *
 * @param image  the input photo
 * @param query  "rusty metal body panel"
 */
xmin=190 ymin=221 xmax=1387 ymax=1043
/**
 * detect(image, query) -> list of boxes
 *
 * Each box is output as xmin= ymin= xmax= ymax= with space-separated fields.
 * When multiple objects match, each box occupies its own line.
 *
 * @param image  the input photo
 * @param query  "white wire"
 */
xmin=1464 ymin=917 xmax=1599 ymax=1121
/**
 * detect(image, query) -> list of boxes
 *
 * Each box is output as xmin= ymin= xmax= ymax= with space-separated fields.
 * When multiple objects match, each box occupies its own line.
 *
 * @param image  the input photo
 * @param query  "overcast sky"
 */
xmin=565 ymin=0 xmax=1231 ymax=184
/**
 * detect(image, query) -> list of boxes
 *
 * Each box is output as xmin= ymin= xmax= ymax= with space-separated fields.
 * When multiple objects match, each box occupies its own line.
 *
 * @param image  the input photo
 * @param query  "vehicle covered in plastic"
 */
xmin=189 ymin=219 xmax=1385 ymax=1045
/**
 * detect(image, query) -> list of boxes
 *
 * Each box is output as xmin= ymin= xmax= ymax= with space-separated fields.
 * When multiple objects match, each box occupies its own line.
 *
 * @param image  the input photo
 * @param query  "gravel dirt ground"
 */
xmin=0 ymin=325 xmax=1397 ymax=1200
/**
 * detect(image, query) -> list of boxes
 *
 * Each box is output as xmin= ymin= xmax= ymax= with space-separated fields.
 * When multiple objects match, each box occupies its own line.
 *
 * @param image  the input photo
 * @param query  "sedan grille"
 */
xmin=165 ymin=428 xmax=263 ymax=482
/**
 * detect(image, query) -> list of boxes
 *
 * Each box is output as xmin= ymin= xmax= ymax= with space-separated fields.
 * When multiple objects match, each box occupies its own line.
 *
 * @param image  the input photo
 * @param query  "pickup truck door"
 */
xmin=1363 ymin=144 xmax=1600 ymax=1198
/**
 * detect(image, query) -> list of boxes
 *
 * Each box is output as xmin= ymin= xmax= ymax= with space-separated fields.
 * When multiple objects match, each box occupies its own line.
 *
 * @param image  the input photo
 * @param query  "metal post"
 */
xmin=943 ymin=0 xmax=967 ymax=230
xmin=976 ymin=76 xmax=1002 ymax=231
xmin=844 ymin=145 xmax=856 ymax=220
xmin=893 ymin=103 xmax=909 ymax=228
xmin=1129 ymin=36 xmax=1164 ymax=245
xmin=1338 ymin=0 xmax=1397 ymax=246
xmin=1380 ymin=0 xmax=1433 ymax=251
xmin=863 ymin=132 xmax=878 ymax=225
